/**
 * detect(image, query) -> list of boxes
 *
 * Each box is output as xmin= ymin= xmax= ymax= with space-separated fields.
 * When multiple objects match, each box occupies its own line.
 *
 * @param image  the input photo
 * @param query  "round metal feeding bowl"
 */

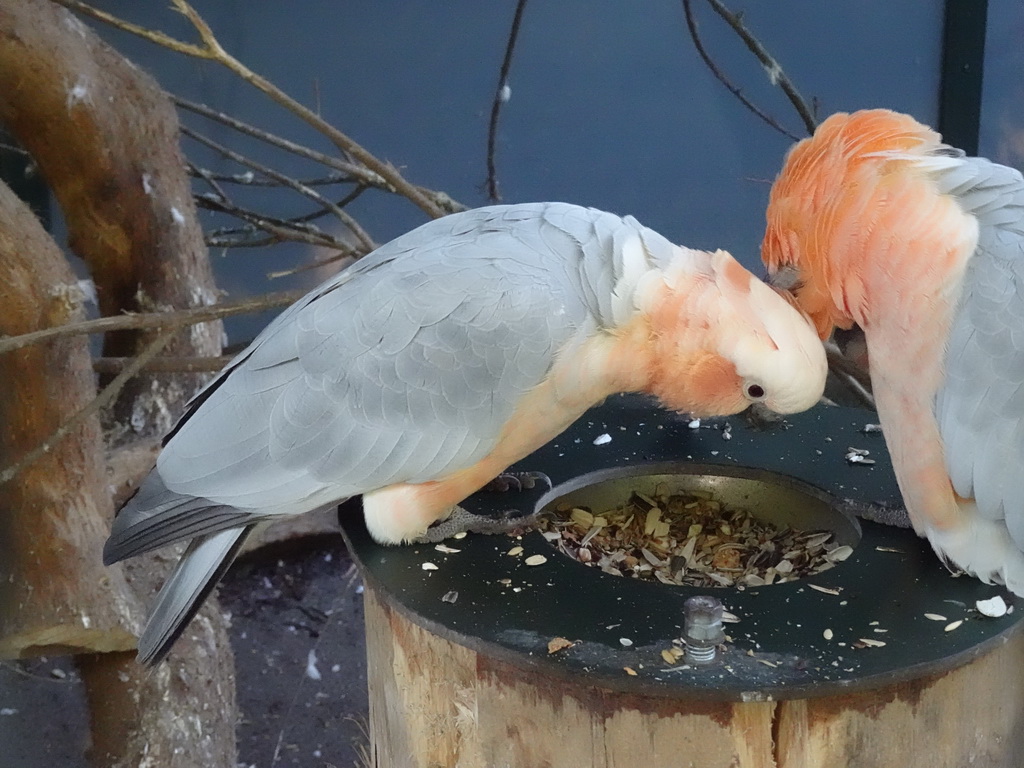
xmin=340 ymin=395 xmax=1021 ymax=701
xmin=542 ymin=462 xmax=862 ymax=555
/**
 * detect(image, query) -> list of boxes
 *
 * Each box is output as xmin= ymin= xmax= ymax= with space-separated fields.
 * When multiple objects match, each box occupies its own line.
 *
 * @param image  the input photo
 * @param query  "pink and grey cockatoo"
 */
xmin=106 ymin=202 xmax=827 ymax=663
xmin=762 ymin=109 xmax=1024 ymax=595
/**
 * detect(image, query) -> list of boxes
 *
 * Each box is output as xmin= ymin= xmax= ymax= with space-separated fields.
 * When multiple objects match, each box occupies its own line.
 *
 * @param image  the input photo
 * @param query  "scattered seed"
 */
xmin=453 ymin=531 xmax=468 ymax=539
xmin=976 ymin=596 xmax=1008 ymax=618
xmin=924 ymin=613 xmax=947 ymax=621
xmin=525 ymin=554 xmax=548 ymax=566
xmin=861 ymin=423 xmax=882 ymax=433
xmin=876 ymin=546 xmax=904 ymax=553
xmin=434 ymin=544 xmax=461 ymax=554
xmin=661 ymin=649 xmax=677 ymax=664
xmin=421 ymin=562 xmax=438 ymax=571
xmin=857 ymin=638 xmax=886 ymax=648
xmin=593 ymin=433 xmax=612 ymax=445
xmin=809 ymin=584 xmax=842 ymax=595
xmin=624 ymin=666 xmax=638 ymax=675
xmin=823 ymin=628 xmax=834 ymax=640
xmin=845 ymin=447 xmax=876 ymax=465
xmin=756 ymin=659 xmax=779 ymax=668
xmin=944 ymin=620 xmax=963 ymax=632
xmin=547 ymin=637 xmax=577 ymax=654
xmin=721 ymin=610 xmax=740 ymax=624
xmin=619 ymin=637 xmax=633 ymax=647
xmin=507 ymin=546 xmax=524 ymax=557
xmin=826 ymin=545 xmax=853 ymax=563
xmin=442 ymin=590 xmax=459 ymax=604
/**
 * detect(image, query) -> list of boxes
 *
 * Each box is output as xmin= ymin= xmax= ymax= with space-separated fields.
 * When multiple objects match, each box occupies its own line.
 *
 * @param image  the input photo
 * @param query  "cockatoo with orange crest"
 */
xmin=106 ymin=202 xmax=826 ymax=664
xmin=763 ymin=108 xmax=1024 ymax=595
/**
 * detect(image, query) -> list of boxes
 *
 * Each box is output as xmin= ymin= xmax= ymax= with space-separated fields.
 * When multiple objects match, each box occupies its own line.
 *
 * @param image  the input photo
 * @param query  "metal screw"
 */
xmin=683 ymin=595 xmax=725 ymax=664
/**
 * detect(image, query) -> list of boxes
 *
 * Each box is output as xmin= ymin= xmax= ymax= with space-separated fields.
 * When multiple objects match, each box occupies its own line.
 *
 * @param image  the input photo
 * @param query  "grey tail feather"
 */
xmin=104 ymin=470 xmax=258 ymax=565
xmin=136 ymin=525 xmax=255 ymax=666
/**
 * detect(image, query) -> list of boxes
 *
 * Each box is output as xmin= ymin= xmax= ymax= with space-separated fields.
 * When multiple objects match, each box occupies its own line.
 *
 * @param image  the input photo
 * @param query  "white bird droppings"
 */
xmin=305 ymin=649 xmax=322 ymax=681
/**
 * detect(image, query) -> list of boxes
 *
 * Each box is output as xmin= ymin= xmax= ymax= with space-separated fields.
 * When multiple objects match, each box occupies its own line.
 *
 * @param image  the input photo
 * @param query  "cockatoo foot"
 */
xmin=481 ymin=470 xmax=551 ymax=493
xmin=415 ymin=472 xmax=552 ymax=543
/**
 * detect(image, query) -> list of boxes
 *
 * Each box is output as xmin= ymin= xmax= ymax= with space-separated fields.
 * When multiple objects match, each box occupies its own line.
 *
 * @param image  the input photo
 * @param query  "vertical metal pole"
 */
xmin=938 ymin=0 xmax=988 ymax=155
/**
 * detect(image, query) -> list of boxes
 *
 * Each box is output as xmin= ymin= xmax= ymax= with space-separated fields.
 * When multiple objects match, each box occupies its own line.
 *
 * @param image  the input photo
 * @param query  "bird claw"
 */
xmin=481 ymin=470 xmax=550 ymax=493
xmin=415 ymin=471 xmax=552 ymax=543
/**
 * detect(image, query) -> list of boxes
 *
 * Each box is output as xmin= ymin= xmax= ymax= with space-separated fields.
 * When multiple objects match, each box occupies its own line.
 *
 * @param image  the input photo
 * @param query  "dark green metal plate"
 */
xmin=340 ymin=395 xmax=1020 ymax=701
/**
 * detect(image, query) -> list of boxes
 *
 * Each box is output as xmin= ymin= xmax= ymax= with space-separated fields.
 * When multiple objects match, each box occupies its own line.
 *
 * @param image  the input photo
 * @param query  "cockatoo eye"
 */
xmin=745 ymin=382 xmax=766 ymax=401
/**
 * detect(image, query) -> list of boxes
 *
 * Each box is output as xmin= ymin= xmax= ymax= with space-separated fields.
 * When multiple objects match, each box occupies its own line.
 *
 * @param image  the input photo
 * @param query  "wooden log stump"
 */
xmin=364 ymin=587 xmax=1024 ymax=768
xmin=343 ymin=400 xmax=1024 ymax=768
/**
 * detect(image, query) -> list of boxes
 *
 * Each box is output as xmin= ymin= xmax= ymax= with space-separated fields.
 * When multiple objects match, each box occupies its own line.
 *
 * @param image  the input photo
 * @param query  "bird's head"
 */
xmin=762 ymin=109 xmax=954 ymax=339
xmin=638 ymin=248 xmax=827 ymax=417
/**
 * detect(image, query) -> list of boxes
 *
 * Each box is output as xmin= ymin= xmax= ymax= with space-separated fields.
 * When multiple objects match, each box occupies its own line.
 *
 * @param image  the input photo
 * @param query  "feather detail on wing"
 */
xmin=935 ymin=158 xmax=1024 ymax=557
xmin=135 ymin=526 xmax=254 ymax=665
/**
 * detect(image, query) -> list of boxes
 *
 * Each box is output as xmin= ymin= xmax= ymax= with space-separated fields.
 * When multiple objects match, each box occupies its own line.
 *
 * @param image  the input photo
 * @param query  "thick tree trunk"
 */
xmin=0 ymin=0 xmax=222 ymax=437
xmin=364 ymin=587 xmax=1024 ymax=768
xmin=0 ymin=180 xmax=140 ymax=657
xmin=0 ymin=2 xmax=237 ymax=765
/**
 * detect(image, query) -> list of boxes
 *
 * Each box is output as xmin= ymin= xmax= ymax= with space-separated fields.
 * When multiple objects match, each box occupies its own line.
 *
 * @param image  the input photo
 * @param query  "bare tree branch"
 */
xmin=173 ymin=96 xmax=392 ymax=189
xmin=686 ymin=0 xmax=818 ymax=136
xmin=54 ymin=0 xmax=454 ymax=219
xmin=0 ymin=327 xmax=176 ymax=487
xmin=94 ymin=355 xmax=232 ymax=374
xmin=0 ymin=290 xmax=304 ymax=356
xmin=181 ymin=125 xmax=376 ymax=253
xmin=682 ymin=0 xmax=803 ymax=141
xmin=486 ymin=0 xmax=529 ymax=201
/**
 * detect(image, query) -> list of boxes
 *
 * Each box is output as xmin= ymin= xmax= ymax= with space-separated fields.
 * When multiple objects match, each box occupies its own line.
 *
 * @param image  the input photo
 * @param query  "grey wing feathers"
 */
xmin=135 ymin=526 xmax=254 ymax=665
xmin=120 ymin=203 xmax=661 ymax=525
xmin=102 ymin=471 xmax=261 ymax=564
xmin=935 ymin=158 xmax=1024 ymax=548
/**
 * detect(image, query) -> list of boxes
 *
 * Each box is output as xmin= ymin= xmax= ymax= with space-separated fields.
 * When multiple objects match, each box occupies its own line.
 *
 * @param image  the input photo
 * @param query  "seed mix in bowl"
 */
xmin=538 ymin=488 xmax=852 ymax=588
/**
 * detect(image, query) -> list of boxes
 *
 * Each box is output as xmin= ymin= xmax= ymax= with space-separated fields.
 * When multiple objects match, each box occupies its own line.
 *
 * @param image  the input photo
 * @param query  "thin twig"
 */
xmin=169 ymin=0 xmax=447 ymax=218
xmin=0 ymin=328 xmax=177 ymax=487
xmin=701 ymin=0 xmax=817 ymax=135
xmin=825 ymin=341 xmax=875 ymax=410
xmin=197 ymin=197 xmax=358 ymax=251
xmin=173 ymin=96 xmax=389 ymax=189
xmin=0 ymin=290 xmax=305 ymax=356
xmin=486 ymin=0 xmax=529 ymax=201
xmin=681 ymin=0 xmax=802 ymax=141
xmin=191 ymin=169 xmax=357 ymax=188
xmin=56 ymin=0 xmax=458 ymax=218
xmin=94 ymin=355 xmax=233 ymax=374
xmin=180 ymin=125 xmax=376 ymax=252
xmin=266 ymin=251 xmax=354 ymax=280
xmin=55 ymin=0 xmax=213 ymax=58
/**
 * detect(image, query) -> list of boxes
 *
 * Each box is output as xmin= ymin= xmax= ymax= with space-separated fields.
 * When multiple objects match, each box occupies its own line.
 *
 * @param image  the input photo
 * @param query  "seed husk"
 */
xmin=539 ymin=488 xmax=842 ymax=588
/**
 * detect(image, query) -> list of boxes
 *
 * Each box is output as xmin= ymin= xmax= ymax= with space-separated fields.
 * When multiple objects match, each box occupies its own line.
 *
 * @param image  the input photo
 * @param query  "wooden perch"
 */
xmin=0 ymin=2 xmax=238 ymax=765
xmin=0 ymin=178 xmax=141 ymax=658
xmin=364 ymin=587 xmax=1024 ymax=767
xmin=0 ymin=0 xmax=222 ymax=437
